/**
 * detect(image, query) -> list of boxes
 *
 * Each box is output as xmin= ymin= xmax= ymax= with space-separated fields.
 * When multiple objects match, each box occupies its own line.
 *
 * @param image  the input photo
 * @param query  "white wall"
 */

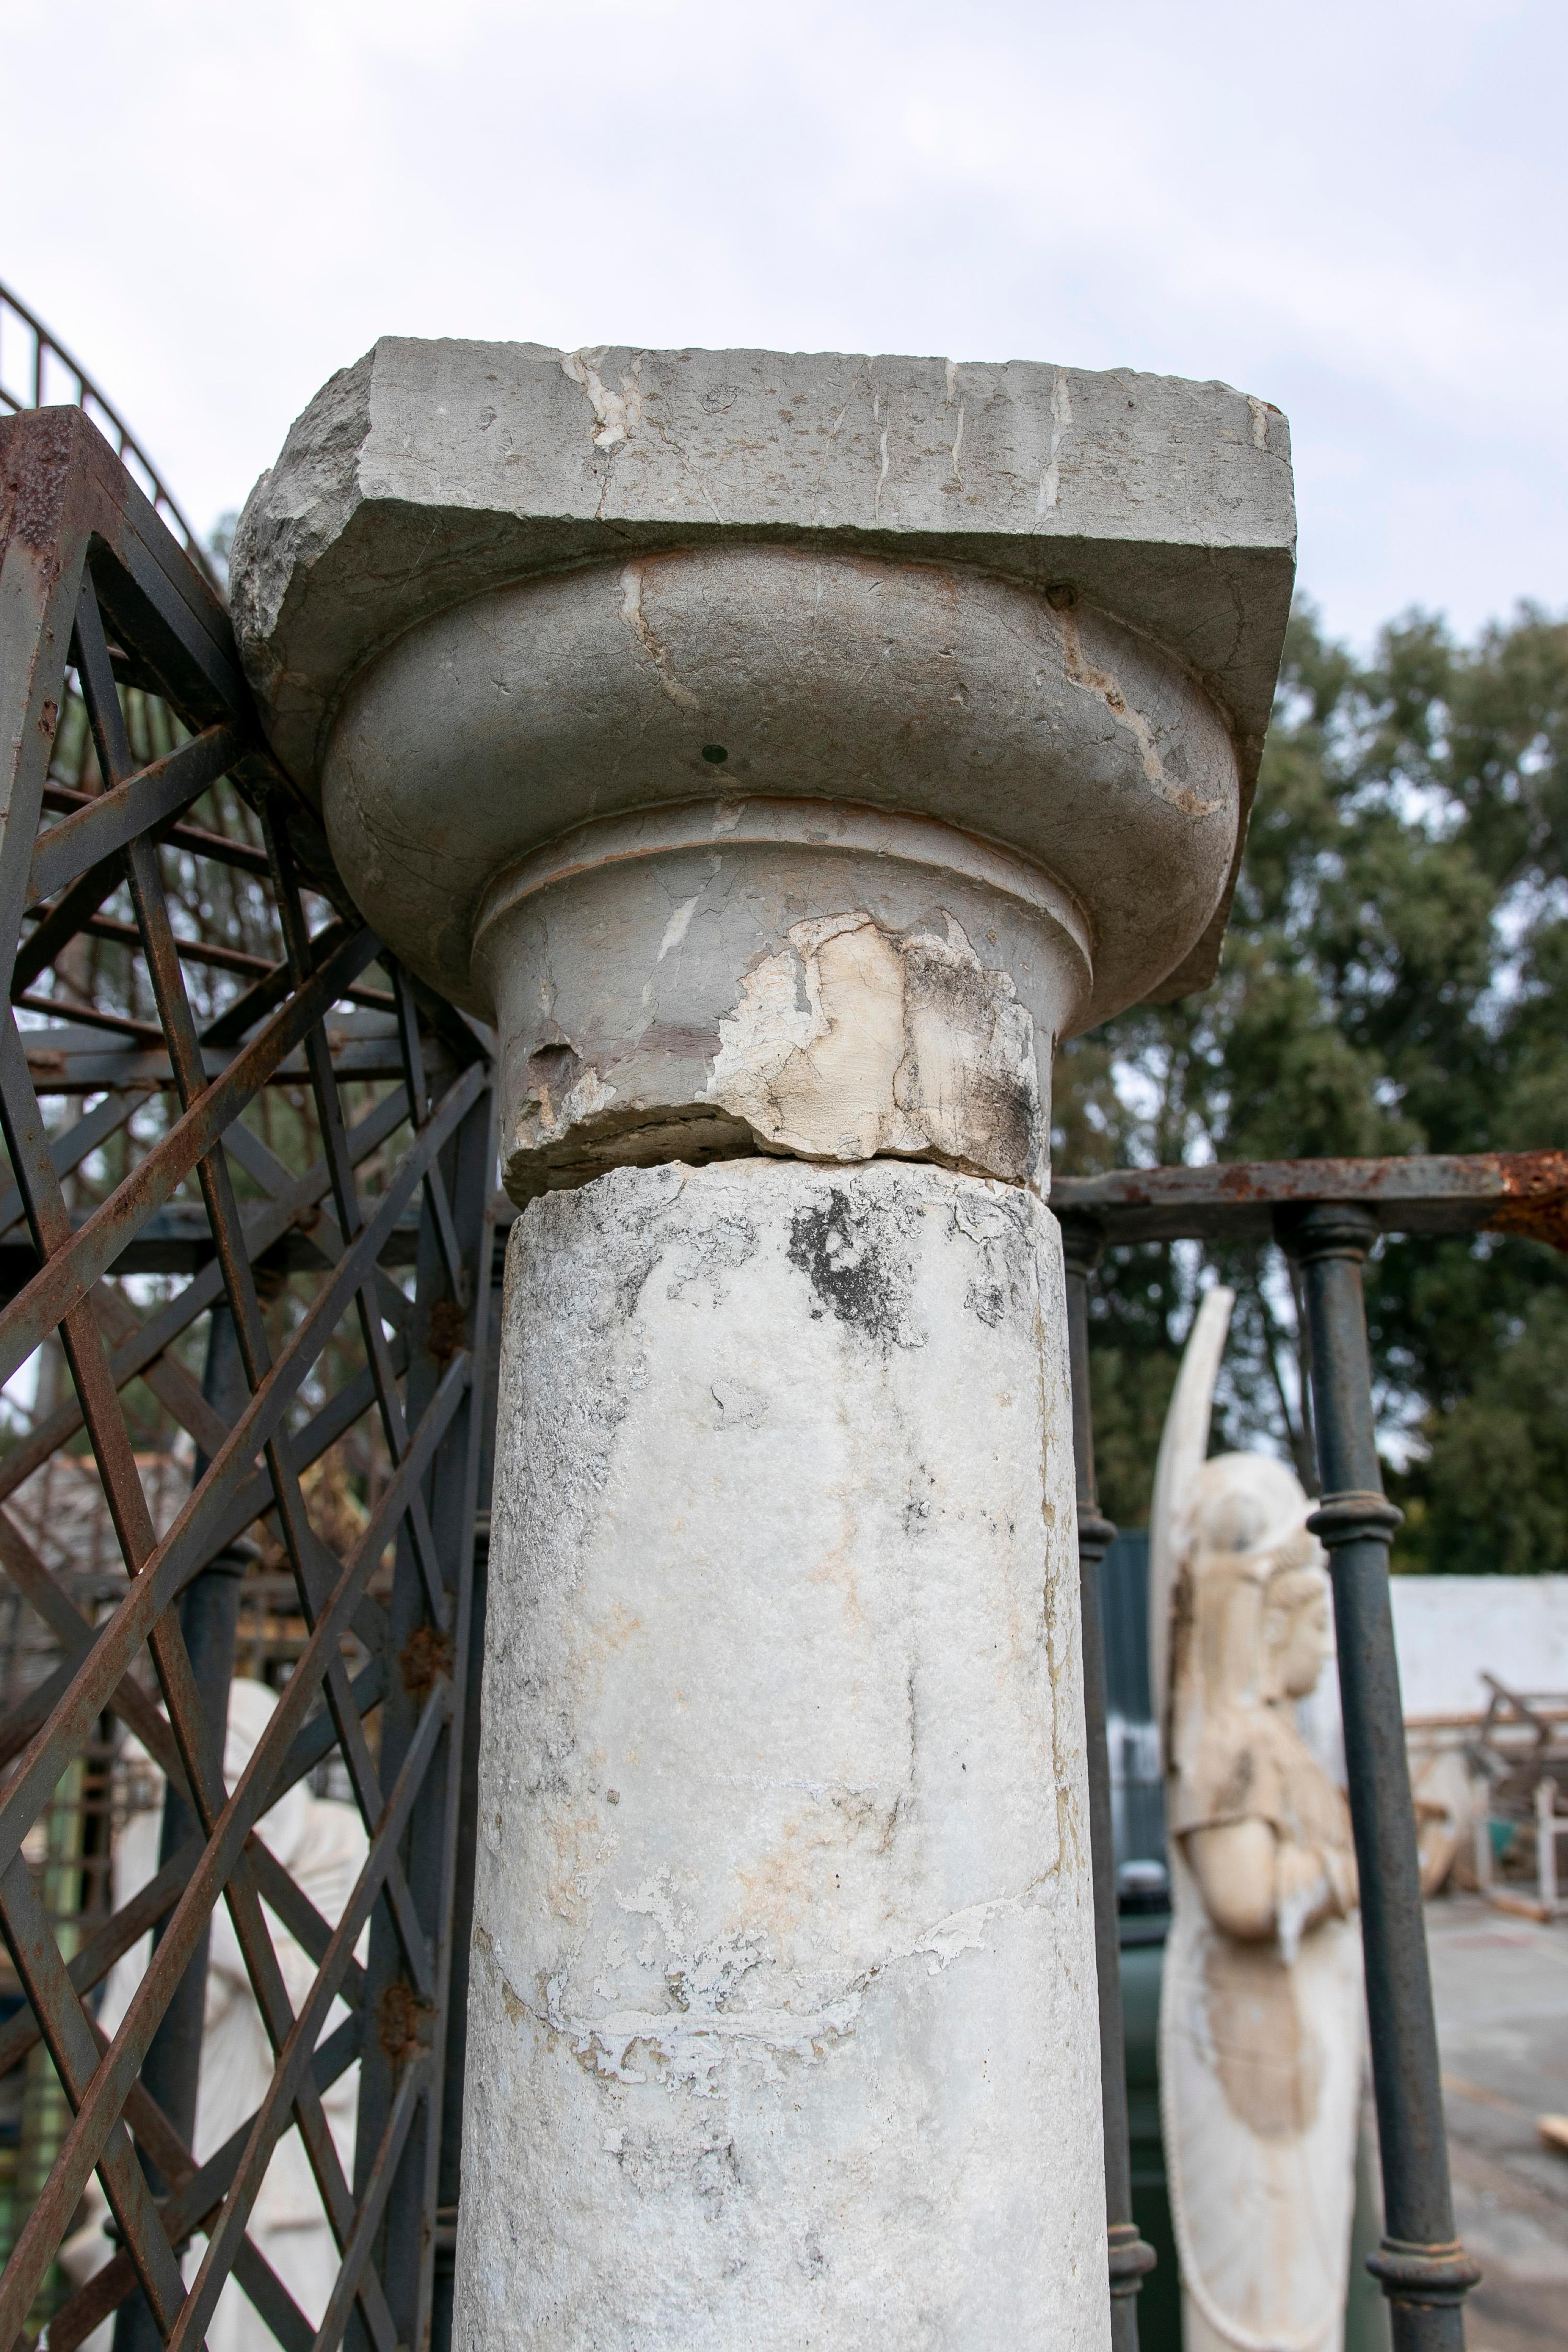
xmin=1391 ymin=1576 xmax=1568 ymax=1719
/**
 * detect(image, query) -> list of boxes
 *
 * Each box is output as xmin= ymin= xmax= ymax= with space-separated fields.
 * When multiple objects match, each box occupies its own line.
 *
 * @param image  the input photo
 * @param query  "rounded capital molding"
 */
xmin=317 ymin=541 xmax=1243 ymax=1034
xmin=474 ymin=794 xmax=1094 ymax=996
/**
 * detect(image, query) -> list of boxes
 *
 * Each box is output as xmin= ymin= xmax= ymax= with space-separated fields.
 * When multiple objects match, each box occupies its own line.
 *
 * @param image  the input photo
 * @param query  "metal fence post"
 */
xmin=1060 ymin=1215 xmax=1156 ymax=2350
xmin=1277 ymin=1204 xmax=1479 ymax=2352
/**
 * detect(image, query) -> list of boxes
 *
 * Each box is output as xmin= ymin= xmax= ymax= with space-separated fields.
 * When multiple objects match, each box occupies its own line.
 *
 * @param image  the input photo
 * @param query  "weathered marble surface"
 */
xmin=477 ymin=815 xmax=1092 ymax=1203
xmin=458 ymin=1157 xmax=1107 ymax=2350
xmin=232 ymin=339 xmax=1295 ymax=800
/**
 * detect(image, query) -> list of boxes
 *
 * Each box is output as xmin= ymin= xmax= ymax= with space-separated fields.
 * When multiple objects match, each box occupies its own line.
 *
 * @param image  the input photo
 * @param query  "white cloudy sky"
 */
xmin=5 ymin=0 xmax=1563 ymax=649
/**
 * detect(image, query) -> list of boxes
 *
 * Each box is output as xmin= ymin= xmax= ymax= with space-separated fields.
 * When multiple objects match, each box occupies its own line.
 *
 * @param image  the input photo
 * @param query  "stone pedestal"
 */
xmin=231 ymin=338 xmax=1296 ymax=2352
xmin=467 ymin=1158 xmax=1100 ymax=2347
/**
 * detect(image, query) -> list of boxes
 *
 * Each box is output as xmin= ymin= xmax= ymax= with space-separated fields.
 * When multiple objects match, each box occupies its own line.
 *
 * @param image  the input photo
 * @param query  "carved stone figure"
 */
xmin=1150 ymin=1288 xmax=1364 ymax=2352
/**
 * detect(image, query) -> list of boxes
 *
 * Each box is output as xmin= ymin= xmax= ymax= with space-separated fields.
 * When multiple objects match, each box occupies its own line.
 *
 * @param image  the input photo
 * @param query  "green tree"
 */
xmin=1056 ymin=599 xmax=1568 ymax=1571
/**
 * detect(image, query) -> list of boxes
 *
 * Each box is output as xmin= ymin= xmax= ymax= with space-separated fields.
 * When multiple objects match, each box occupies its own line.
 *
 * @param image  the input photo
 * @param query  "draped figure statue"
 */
xmin=1150 ymin=1289 xmax=1364 ymax=2352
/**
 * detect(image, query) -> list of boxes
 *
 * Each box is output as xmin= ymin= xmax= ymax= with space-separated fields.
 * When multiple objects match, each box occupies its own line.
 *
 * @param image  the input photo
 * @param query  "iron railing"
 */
xmin=1054 ymin=1150 xmax=1568 ymax=2352
xmin=0 ymin=402 xmax=496 ymax=2352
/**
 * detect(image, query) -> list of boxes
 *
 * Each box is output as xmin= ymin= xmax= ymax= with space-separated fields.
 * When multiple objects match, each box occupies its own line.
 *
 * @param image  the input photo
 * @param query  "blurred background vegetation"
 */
xmin=1055 ymin=599 xmax=1568 ymax=1572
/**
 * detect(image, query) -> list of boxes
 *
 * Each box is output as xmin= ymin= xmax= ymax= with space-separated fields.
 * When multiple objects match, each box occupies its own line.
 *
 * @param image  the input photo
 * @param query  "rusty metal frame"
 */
xmin=1053 ymin=1148 xmax=1568 ymax=1248
xmin=0 ymin=405 xmax=497 ymax=2352
xmin=0 ymin=281 xmax=214 ymax=584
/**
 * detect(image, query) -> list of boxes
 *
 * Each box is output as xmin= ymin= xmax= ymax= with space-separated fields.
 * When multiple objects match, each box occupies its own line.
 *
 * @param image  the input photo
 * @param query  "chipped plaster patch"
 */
xmin=706 ymin=910 xmax=1040 ymax=1183
xmin=657 ymin=893 xmax=702 ymax=962
xmin=1037 ymin=368 xmax=1073 ymax=514
xmin=489 ymin=1874 xmax=1059 ymax=2093
xmin=514 ymin=1055 xmax=617 ymax=1154
xmin=560 ymin=347 xmax=644 ymax=449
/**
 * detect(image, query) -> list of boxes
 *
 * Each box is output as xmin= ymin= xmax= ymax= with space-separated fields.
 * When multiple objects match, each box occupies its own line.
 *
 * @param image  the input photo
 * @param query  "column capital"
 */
xmin=233 ymin=341 xmax=1296 ymax=1206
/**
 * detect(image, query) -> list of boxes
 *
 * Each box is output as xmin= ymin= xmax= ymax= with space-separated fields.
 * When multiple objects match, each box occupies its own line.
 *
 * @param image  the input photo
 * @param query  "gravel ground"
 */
xmin=1424 ymin=1892 xmax=1568 ymax=2350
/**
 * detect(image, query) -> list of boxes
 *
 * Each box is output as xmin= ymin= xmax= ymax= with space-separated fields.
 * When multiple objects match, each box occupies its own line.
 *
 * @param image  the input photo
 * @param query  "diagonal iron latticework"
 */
xmin=0 ymin=405 xmax=497 ymax=2352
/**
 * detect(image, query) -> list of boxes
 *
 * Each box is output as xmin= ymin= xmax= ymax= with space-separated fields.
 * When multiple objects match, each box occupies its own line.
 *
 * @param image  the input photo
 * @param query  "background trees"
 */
xmin=1056 ymin=601 xmax=1568 ymax=1570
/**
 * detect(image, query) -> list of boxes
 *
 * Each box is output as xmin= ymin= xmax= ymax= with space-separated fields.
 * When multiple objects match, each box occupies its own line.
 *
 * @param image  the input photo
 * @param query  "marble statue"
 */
xmin=1150 ymin=1288 xmax=1364 ymax=2352
xmin=62 ymin=1678 xmax=365 ymax=2352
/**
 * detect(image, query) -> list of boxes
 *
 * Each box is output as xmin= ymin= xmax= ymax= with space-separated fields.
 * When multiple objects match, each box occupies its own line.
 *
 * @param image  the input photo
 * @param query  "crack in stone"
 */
xmin=618 ymin=562 xmax=700 ymax=710
xmin=1052 ymin=602 xmax=1224 ymax=820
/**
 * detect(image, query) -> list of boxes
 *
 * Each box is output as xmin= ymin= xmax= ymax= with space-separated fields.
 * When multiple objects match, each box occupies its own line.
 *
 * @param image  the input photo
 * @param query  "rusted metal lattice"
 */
xmin=0 ymin=405 xmax=496 ymax=2352
xmin=0 ymin=283 xmax=214 ymax=584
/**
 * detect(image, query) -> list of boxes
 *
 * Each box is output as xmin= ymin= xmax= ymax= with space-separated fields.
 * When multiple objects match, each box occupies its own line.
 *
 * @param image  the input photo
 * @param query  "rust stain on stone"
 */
xmin=472 ymin=1923 xmax=532 ymax=2026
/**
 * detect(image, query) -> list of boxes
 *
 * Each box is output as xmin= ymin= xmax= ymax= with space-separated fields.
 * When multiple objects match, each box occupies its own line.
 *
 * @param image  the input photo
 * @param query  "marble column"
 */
xmin=471 ymin=1155 xmax=1097 ymax=2345
xmin=231 ymin=339 xmax=1296 ymax=2351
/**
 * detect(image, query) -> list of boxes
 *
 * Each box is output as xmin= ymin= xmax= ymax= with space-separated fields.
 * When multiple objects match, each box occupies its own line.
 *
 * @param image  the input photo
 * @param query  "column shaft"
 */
xmin=458 ymin=1159 xmax=1108 ymax=2350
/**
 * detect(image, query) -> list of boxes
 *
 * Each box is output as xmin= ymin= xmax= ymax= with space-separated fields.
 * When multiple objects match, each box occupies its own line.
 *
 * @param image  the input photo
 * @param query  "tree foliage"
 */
xmin=1055 ymin=599 xmax=1568 ymax=1571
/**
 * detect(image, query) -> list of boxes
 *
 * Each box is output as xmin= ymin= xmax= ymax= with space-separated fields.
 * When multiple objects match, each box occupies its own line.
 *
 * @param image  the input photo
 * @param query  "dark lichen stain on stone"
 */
xmin=899 ymin=940 xmax=1037 ymax=1183
xmin=787 ymin=1188 xmax=898 ymax=1343
xmin=965 ymin=1278 xmax=1006 ymax=1326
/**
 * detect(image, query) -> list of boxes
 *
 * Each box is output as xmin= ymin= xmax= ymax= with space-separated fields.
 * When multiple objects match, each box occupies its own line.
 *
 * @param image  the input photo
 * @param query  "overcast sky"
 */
xmin=5 ymin=0 xmax=1563 ymax=651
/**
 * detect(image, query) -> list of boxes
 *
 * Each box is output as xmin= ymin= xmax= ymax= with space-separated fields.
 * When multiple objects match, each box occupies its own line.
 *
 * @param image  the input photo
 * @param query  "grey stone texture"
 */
xmin=464 ymin=1158 xmax=1106 ymax=2351
xmin=324 ymin=544 xmax=1242 ymax=1041
xmin=232 ymin=339 xmax=1295 ymax=1025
